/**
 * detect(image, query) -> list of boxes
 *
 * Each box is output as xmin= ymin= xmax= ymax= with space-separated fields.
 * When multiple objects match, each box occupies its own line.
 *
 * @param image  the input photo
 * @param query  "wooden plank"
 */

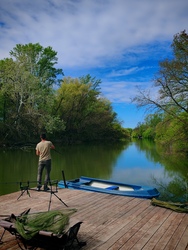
xmin=163 ymin=213 xmax=187 ymax=250
xmin=133 ymin=210 xmax=187 ymax=250
xmin=136 ymin=208 xmax=174 ymax=250
xmin=125 ymin=207 xmax=173 ymax=250
xmin=106 ymin=205 xmax=166 ymax=250
xmin=176 ymin=223 xmax=188 ymax=250
xmin=0 ymin=189 xmax=188 ymax=250
xmin=94 ymin=199 xmax=152 ymax=249
xmin=151 ymin=212 xmax=186 ymax=250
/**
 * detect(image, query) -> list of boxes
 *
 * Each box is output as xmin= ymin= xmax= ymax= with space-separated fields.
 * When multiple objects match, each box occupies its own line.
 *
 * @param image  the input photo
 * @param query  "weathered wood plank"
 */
xmin=92 ymin=199 xmax=151 ymax=249
xmin=132 ymin=210 xmax=182 ymax=250
xmin=106 ymin=205 xmax=162 ymax=250
xmin=175 ymin=223 xmax=188 ymax=250
xmin=0 ymin=189 xmax=188 ymax=250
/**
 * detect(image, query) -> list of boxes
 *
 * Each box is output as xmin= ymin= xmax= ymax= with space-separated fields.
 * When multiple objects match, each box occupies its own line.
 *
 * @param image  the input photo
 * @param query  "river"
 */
xmin=0 ymin=139 xmax=188 ymax=201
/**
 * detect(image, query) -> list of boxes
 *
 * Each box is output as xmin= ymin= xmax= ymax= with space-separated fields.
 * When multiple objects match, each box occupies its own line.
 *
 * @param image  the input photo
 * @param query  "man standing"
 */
xmin=36 ymin=133 xmax=55 ymax=191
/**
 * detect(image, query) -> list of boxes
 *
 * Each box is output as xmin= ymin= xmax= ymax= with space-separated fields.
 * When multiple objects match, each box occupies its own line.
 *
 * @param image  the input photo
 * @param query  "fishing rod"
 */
xmin=0 ymin=181 xmax=21 ymax=185
xmin=0 ymin=180 xmax=38 ymax=185
xmin=53 ymin=149 xmax=68 ymax=189
xmin=53 ymin=148 xmax=64 ymax=156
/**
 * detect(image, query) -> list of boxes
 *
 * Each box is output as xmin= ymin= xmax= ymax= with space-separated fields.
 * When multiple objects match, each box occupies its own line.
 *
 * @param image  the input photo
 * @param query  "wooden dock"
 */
xmin=0 ymin=188 xmax=188 ymax=249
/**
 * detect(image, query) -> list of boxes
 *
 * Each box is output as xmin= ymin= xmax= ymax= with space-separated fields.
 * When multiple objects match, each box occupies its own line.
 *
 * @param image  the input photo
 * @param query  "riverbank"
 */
xmin=0 ymin=188 xmax=188 ymax=249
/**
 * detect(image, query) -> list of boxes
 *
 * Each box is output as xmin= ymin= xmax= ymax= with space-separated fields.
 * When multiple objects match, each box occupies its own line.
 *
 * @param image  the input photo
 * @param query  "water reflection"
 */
xmin=151 ymin=148 xmax=188 ymax=202
xmin=107 ymin=140 xmax=168 ymax=186
xmin=52 ymin=142 xmax=129 ymax=180
xmin=0 ymin=140 xmax=188 ymax=201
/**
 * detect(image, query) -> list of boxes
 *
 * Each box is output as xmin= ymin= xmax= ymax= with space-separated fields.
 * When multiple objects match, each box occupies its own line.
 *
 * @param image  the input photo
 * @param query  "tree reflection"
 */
xmin=151 ymin=150 xmax=188 ymax=202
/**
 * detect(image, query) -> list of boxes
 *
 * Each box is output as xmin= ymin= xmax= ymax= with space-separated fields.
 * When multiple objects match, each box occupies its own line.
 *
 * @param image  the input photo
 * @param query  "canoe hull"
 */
xmin=58 ymin=176 xmax=160 ymax=199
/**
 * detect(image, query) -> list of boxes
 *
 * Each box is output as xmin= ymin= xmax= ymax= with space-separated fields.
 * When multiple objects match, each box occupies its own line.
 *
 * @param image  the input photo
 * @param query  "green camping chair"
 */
xmin=0 ymin=209 xmax=86 ymax=250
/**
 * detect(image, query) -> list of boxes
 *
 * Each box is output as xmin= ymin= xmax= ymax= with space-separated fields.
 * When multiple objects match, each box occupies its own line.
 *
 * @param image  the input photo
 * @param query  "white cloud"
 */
xmin=107 ymin=66 xmax=153 ymax=77
xmin=112 ymin=167 xmax=172 ymax=186
xmin=0 ymin=0 xmax=188 ymax=127
xmin=0 ymin=0 xmax=187 ymax=68
xmin=101 ymin=80 xmax=153 ymax=103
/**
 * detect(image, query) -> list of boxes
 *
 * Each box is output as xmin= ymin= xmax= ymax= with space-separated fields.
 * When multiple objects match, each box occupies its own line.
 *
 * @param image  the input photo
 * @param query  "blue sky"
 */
xmin=0 ymin=0 xmax=188 ymax=128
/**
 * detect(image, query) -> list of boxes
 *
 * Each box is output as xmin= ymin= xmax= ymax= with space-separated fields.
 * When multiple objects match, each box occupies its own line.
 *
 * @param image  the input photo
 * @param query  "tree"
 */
xmin=0 ymin=43 xmax=126 ymax=145
xmin=142 ymin=113 xmax=163 ymax=139
xmin=0 ymin=43 xmax=64 ymax=143
xmin=133 ymin=30 xmax=188 ymax=117
xmin=54 ymin=76 xmax=124 ymax=143
xmin=9 ymin=43 xmax=63 ymax=88
xmin=155 ymin=112 xmax=188 ymax=153
xmin=133 ymin=31 xmax=188 ymax=152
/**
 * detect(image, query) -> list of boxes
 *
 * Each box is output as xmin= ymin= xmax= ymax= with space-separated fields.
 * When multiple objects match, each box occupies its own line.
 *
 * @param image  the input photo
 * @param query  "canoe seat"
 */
xmin=74 ymin=181 xmax=90 ymax=186
xmin=106 ymin=186 xmax=119 ymax=190
xmin=74 ymin=179 xmax=91 ymax=185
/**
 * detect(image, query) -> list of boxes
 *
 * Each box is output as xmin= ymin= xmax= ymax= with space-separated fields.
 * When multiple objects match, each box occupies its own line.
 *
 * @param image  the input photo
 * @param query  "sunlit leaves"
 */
xmin=9 ymin=43 xmax=63 ymax=87
xmin=133 ymin=30 xmax=188 ymax=153
xmin=55 ymin=76 xmax=123 ymax=142
xmin=0 ymin=43 xmax=64 ymax=141
xmin=0 ymin=43 xmax=125 ymax=145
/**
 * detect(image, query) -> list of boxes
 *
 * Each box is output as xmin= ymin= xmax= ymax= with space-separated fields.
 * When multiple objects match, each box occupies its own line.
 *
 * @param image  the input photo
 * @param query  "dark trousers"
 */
xmin=37 ymin=159 xmax=51 ymax=187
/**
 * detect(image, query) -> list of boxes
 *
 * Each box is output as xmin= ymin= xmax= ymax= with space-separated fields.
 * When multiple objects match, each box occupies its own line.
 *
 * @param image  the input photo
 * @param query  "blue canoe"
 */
xmin=58 ymin=176 xmax=160 ymax=199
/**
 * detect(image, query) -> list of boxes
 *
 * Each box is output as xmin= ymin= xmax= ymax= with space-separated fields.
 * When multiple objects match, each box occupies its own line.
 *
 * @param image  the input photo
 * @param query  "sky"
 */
xmin=0 ymin=0 xmax=188 ymax=128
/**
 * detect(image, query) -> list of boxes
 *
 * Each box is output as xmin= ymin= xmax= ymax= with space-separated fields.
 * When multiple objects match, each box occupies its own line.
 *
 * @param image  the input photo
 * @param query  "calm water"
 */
xmin=0 ymin=140 xmax=188 ymax=201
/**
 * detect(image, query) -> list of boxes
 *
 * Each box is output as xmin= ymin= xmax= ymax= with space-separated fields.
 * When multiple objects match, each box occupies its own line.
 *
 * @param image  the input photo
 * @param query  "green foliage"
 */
xmin=0 ymin=43 xmax=126 ymax=145
xmin=40 ymin=115 xmax=65 ymax=135
xmin=0 ymin=43 xmax=64 ymax=143
xmin=142 ymin=127 xmax=154 ymax=138
xmin=132 ymin=113 xmax=163 ymax=139
xmin=79 ymin=74 xmax=101 ymax=92
xmin=133 ymin=30 xmax=188 ymax=153
xmin=152 ymin=175 xmax=188 ymax=202
xmin=54 ymin=76 xmax=125 ymax=143
xmin=9 ymin=43 xmax=63 ymax=87
xmin=155 ymin=112 xmax=188 ymax=153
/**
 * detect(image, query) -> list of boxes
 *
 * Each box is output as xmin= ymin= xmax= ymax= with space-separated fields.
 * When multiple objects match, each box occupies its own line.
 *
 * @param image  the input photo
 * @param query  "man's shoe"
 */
xmin=44 ymin=186 xmax=50 ymax=191
xmin=37 ymin=184 xmax=42 ymax=191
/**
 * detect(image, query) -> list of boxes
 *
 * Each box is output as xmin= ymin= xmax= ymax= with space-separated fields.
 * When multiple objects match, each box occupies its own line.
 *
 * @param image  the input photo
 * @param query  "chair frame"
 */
xmin=0 ymin=216 xmax=86 ymax=250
